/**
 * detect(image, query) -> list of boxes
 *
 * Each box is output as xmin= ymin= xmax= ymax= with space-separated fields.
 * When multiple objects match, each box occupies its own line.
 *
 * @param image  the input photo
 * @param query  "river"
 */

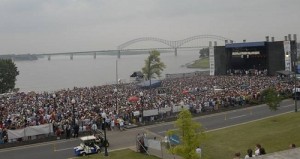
xmin=14 ymin=49 xmax=208 ymax=92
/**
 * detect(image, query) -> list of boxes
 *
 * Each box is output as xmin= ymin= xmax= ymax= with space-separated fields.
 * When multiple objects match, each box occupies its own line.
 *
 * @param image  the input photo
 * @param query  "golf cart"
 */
xmin=93 ymin=129 xmax=110 ymax=148
xmin=74 ymin=135 xmax=101 ymax=156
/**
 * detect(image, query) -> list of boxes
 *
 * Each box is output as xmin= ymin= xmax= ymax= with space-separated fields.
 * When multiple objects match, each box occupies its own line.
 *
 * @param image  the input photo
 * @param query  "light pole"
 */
xmin=139 ymin=91 xmax=144 ymax=123
xmin=114 ymin=88 xmax=118 ymax=115
xmin=71 ymin=98 xmax=76 ymax=128
xmin=52 ymin=93 xmax=56 ymax=109
xmin=294 ymin=49 xmax=298 ymax=112
xmin=116 ymin=60 xmax=118 ymax=84
xmin=101 ymin=112 xmax=109 ymax=156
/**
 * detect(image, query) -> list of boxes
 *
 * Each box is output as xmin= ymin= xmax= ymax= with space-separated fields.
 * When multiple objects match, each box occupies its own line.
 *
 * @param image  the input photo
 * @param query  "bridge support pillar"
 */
xmin=48 ymin=55 xmax=51 ymax=61
xmin=174 ymin=48 xmax=177 ymax=56
xmin=118 ymin=50 xmax=121 ymax=58
xmin=93 ymin=52 xmax=96 ymax=59
xmin=70 ymin=54 xmax=73 ymax=60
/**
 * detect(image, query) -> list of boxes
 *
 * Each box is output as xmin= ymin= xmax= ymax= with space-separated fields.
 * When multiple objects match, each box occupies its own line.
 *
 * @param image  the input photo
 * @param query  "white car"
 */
xmin=74 ymin=135 xmax=101 ymax=156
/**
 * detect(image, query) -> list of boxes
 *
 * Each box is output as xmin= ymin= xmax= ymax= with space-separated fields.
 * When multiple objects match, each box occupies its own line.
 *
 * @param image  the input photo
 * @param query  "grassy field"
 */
xmin=201 ymin=112 xmax=300 ymax=159
xmin=187 ymin=57 xmax=209 ymax=69
xmin=78 ymin=112 xmax=300 ymax=159
xmin=78 ymin=149 xmax=160 ymax=159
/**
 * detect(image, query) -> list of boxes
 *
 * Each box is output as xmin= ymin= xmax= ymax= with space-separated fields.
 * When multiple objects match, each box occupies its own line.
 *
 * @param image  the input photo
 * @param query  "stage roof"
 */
xmin=225 ymin=42 xmax=265 ymax=48
xmin=276 ymin=70 xmax=294 ymax=76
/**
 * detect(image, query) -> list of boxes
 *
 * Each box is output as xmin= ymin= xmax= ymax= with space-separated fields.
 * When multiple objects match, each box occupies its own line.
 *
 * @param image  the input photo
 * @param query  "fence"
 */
xmin=7 ymin=123 xmax=53 ymax=141
xmin=165 ymin=71 xmax=209 ymax=79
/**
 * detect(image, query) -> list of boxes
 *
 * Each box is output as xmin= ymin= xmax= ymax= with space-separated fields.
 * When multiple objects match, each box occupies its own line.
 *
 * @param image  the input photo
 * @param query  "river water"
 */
xmin=14 ymin=49 xmax=207 ymax=92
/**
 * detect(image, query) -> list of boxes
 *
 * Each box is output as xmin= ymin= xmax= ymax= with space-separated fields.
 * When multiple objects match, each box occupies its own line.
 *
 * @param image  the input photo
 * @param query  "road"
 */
xmin=0 ymin=99 xmax=296 ymax=159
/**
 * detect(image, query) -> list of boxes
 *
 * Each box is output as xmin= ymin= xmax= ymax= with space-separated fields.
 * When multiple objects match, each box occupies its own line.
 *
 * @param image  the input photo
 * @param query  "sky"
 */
xmin=0 ymin=0 xmax=299 ymax=54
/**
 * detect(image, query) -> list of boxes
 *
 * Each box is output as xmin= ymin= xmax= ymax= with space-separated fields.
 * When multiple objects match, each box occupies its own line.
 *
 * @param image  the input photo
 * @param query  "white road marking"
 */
xmin=0 ymin=139 xmax=77 ymax=153
xmin=54 ymin=147 xmax=73 ymax=152
xmin=206 ymin=111 xmax=293 ymax=132
xmin=58 ymin=146 xmax=135 ymax=154
xmin=108 ymin=146 xmax=135 ymax=152
xmin=282 ymin=104 xmax=293 ymax=108
xmin=157 ymin=131 xmax=166 ymax=134
xmin=229 ymin=114 xmax=247 ymax=119
xmin=157 ymin=128 xmax=178 ymax=135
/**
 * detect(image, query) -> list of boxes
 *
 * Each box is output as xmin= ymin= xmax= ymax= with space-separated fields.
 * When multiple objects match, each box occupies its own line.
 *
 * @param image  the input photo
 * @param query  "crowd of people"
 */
xmin=0 ymin=72 xmax=296 ymax=143
xmin=234 ymin=143 xmax=296 ymax=158
xmin=233 ymin=144 xmax=266 ymax=159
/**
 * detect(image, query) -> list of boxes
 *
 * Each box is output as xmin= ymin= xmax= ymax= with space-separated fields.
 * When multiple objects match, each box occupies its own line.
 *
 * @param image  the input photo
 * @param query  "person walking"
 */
xmin=65 ymin=123 xmax=71 ymax=139
xmin=119 ymin=119 xmax=124 ymax=131
xmin=196 ymin=146 xmax=202 ymax=158
xmin=110 ymin=119 xmax=115 ymax=131
xmin=73 ymin=124 xmax=79 ymax=138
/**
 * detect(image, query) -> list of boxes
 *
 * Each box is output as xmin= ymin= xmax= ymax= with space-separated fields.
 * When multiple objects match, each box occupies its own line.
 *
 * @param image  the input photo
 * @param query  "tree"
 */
xmin=167 ymin=109 xmax=205 ymax=159
xmin=199 ymin=48 xmax=209 ymax=58
xmin=142 ymin=50 xmax=166 ymax=80
xmin=0 ymin=59 xmax=19 ymax=94
xmin=261 ymin=87 xmax=282 ymax=111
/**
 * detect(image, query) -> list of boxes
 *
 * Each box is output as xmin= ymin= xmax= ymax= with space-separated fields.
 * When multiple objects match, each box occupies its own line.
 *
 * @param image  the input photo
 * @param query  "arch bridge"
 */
xmin=43 ymin=35 xmax=234 ymax=60
xmin=117 ymin=35 xmax=234 ymax=58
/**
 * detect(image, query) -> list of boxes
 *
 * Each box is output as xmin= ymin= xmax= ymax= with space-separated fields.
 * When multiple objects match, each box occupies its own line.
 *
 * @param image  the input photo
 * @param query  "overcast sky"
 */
xmin=0 ymin=0 xmax=299 ymax=54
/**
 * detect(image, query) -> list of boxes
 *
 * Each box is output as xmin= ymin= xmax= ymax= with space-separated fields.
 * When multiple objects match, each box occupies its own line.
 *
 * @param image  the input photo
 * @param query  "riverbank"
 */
xmin=186 ymin=57 xmax=209 ymax=69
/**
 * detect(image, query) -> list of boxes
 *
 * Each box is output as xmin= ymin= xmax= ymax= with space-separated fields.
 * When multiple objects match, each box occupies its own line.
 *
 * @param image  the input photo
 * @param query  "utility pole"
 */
xmin=295 ymin=47 xmax=298 ymax=112
xmin=148 ymin=56 xmax=151 ymax=87
xmin=116 ymin=60 xmax=118 ymax=84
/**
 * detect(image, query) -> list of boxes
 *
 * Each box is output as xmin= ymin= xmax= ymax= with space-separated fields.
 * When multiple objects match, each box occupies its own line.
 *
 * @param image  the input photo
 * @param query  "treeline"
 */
xmin=0 ymin=54 xmax=38 ymax=61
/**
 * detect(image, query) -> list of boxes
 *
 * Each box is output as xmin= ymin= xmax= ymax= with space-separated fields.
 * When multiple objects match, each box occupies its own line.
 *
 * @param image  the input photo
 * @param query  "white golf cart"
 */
xmin=74 ymin=135 xmax=101 ymax=156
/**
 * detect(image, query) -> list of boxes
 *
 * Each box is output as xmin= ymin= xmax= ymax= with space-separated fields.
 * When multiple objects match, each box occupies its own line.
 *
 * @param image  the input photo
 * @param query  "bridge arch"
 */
xmin=118 ymin=35 xmax=234 ymax=50
xmin=176 ymin=35 xmax=234 ymax=47
xmin=118 ymin=37 xmax=177 ymax=50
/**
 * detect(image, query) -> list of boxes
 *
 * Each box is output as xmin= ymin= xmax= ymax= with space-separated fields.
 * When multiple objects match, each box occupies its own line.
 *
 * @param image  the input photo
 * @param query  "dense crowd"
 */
xmin=0 ymin=73 xmax=295 ymax=143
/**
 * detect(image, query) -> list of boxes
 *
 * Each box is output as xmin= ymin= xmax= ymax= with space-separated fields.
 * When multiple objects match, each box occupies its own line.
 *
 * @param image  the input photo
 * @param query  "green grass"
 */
xmin=187 ymin=57 xmax=209 ymax=68
xmin=79 ymin=149 xmax=160 ymax=159
xmin=201 ymin=112 xmax=300 ymax=159
xmin=78 ymin=112 xmax=300 ymax=159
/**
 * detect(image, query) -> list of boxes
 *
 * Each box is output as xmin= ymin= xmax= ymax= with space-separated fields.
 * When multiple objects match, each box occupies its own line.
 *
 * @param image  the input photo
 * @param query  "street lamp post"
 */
xmin=114 ymin=88 xmax=118 ymax=115
xmin=71 ymin=98 xmax=76 ymax=128
xmin=139 ymin=92 xmax=144 ymax=124
xmin=294 ymin=49 xmax=298 ymax=112
xmin=53 ymin=93 xmax=56 ymax=109
xmin=101 ymin=113 xmax=109 ymax=156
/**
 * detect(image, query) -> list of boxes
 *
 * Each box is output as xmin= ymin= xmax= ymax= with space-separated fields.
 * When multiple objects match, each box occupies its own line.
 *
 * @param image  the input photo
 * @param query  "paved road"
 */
xmin=0 ymin=99 xmax=296 ymax=159
xmin=148 ymin=99 xmax=296 ymax=135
